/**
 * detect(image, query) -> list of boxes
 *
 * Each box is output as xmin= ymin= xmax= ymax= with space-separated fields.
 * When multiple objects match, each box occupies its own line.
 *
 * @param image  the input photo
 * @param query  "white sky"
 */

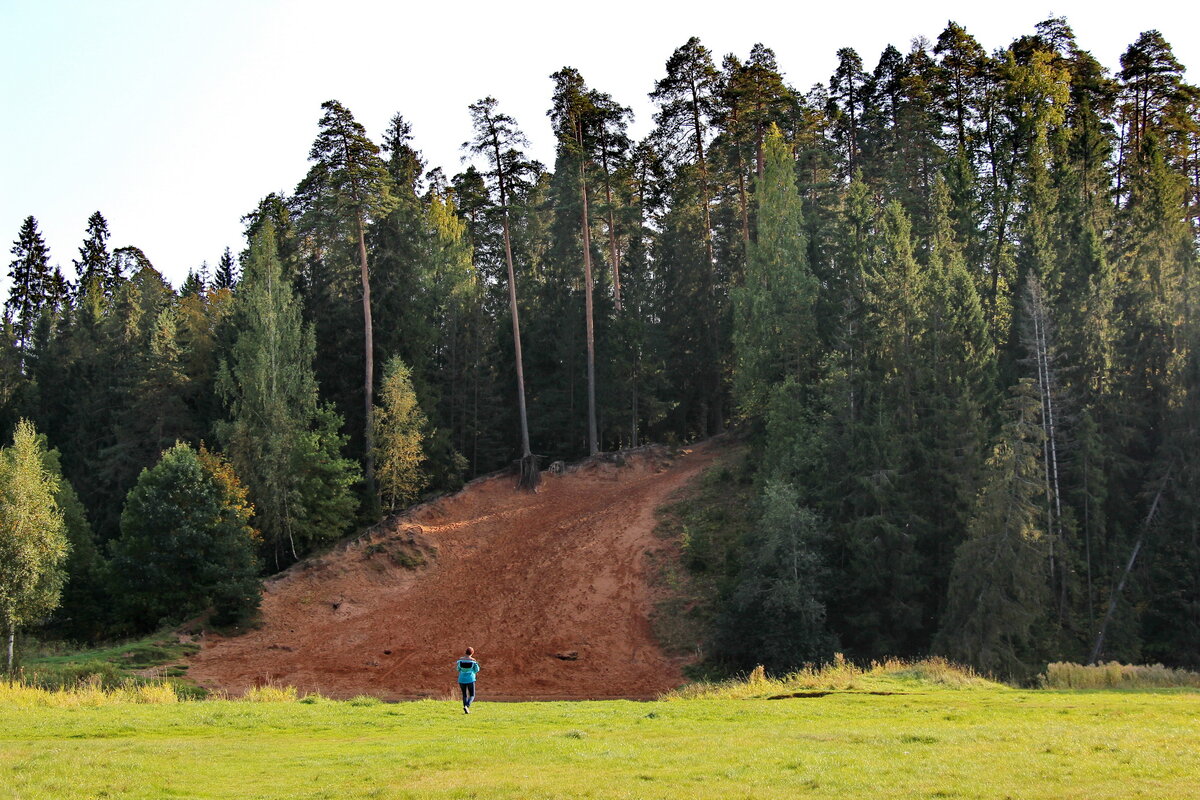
xmin=2 ymin=0 xmax=1196 ymax=292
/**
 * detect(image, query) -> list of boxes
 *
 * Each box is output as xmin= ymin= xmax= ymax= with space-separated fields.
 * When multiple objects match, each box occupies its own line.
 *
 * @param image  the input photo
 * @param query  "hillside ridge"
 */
xmin=187 ymin=440 xmax=723 ymax=699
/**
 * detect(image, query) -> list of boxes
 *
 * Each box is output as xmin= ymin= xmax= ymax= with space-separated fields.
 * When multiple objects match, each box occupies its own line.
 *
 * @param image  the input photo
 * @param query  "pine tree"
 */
xmin=829 ymin=47 xmax=869 ymax=177
xmin=296 ymin=100 xmax=397 ymax=505
xmin=465 ymin=96 xmax=540 ymax=488
xmin=549 ymin=67 xmax=613 ymax=456
xmin=651 ymin=37 xmax=727 ymax=434
xmin=932 ymin=22 xmax=989 ymax=158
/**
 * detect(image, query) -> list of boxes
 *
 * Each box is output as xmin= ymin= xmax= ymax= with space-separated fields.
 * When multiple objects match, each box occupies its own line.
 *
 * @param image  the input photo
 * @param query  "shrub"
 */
xmin=108 ymin=443 xmax=260 ymax=632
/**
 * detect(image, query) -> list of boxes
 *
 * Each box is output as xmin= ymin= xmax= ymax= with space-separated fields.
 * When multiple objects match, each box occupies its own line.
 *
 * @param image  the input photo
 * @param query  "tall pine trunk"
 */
xmin=357 ymin=215 xmax=377 ymax=504
xmin=581 ymin=145 xmax=599 ymax=456
xmin=600 ymin=147 xmax=623 ymax=313
xmin=491 ymin=133 xmax=537 ymax=489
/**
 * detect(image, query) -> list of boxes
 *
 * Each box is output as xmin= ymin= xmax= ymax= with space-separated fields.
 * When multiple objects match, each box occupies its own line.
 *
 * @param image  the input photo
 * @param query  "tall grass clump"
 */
xmin=1042 ymin=662 xmax=1200 ymax=689
xmin=240 ymin=683 xmax=299 ymax=702
xmin=665 ymin=654 xmax=999 ymax=700
xmin=0 ymin=677 xmax=180 ymax=708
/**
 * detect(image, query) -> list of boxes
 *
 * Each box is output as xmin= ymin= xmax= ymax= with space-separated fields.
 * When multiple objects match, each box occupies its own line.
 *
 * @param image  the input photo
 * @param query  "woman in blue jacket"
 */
xmin=456 ymin=647 xmax=480 ymax=713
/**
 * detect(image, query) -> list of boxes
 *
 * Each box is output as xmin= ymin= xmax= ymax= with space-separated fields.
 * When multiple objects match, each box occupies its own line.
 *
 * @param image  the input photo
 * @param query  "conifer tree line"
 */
xmin=2 ymin=18 xmax=1197 ymax=677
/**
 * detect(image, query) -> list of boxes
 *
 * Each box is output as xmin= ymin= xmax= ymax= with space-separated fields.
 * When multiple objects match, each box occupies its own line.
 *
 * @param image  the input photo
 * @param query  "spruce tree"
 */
xmin=73 ymin=211 xmax=111 ymax=298
xmin=213 ymin=247 xmax=237 ymax=290
xmin=718 ymin=480 xmax=836 ymax=672
xmin=5 ymin=216 xmax=51 ymax=359
xmin=733 ymin=124 xmax=816 ymax=419
xmin=937 ymin=379 xmax=1051 ymax=679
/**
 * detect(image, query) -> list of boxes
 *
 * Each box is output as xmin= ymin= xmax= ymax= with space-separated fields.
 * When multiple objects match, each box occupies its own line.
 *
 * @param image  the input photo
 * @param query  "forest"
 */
xmin=1 ymin=17 xmax=1197 ymax=680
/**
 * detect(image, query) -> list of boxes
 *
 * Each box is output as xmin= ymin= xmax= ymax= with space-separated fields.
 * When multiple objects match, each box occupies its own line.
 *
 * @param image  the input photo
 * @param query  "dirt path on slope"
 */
xmin=187 ymin=442 xmax=721 ymax=700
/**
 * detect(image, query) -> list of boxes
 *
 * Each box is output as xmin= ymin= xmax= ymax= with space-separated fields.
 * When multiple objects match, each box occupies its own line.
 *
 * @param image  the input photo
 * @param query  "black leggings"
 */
xmin=459 ymin=682 xmax=475 ymax=705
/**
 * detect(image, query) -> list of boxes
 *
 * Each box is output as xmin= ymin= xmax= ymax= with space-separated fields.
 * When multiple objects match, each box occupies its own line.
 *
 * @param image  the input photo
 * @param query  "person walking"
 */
xmin=456 ymin=647 xmax=480 ymax=713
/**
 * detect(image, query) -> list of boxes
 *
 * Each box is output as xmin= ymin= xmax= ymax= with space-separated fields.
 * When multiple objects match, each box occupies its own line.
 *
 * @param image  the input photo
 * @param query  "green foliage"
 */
xmin=0 ymin=420 xmax=68 ymax=667
xmin=651 ymin=449 xmax=755 ymax=660
xmin=5 ymin=217 xmax=52 ymax=354
xmin=218 ymin=221 xmax=359 ymax=568
xmin=4 ymin=20 xmax=1198 ymax=671
xmin=733 ymin=125 xmax=816 ymax=419
xmin=37 ymin=441 xmax=104 ymax=641
xmin=717 ymin=480 xmax=836 ymax=672
xmin=936 ymin=380 xmax=1051 ymax=679
xmin=108 ymin=443 xmax=260 ymax=631
xmin=373 ymin=356 xmax=429 ymax=511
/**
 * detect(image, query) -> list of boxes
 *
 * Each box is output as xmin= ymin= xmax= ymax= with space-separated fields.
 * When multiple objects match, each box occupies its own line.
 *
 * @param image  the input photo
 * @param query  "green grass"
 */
xmin=16 ymin=632 xmax=204 ymax=696
xmin=3 ymin=677 xmax=1197 ymax=799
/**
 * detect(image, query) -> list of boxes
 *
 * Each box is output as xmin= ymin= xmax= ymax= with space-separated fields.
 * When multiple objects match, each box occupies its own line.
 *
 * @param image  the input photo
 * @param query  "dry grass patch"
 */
xmin=1042 ymin=661 xmax=1200 ymax=689
xmin=665 ymin=654 xmax=999 ymax=700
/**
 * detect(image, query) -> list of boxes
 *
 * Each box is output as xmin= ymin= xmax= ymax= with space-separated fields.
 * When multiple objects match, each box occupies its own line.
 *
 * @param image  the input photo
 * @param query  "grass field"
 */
xmin=3 ymin=674 xmax=1198 ymax=800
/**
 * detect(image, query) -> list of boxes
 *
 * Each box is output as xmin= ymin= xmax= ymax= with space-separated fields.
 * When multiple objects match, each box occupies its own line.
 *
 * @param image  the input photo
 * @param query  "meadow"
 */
xmin=3 ymin=661 xmax=1198 ymax=800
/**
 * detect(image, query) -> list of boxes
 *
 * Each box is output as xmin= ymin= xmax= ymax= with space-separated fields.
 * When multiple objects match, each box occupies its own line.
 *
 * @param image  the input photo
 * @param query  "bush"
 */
xmin=108 ymin=443 xmax=260 ymax=632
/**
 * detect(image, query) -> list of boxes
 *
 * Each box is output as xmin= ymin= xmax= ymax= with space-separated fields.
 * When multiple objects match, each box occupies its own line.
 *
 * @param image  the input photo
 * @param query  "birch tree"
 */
xmin=0 ymin=420 xmax=67 ymax=671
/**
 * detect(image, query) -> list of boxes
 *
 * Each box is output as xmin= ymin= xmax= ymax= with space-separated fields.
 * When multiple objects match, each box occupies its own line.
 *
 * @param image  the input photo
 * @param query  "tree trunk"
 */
xmin=688 ymin=80 xmax=721 ymax=435
xmin=357 ymin=215 xmax=377 ymax=505
xmin=581 ymin=151 xmax=599 ymax=456
xmin=488 ymin=126 xmax=538 ymax=489
xmin=600 ymin=146 xmax=622 ymax=313
xmin=631 ymin=379 xmax=639 ymax=448
xmin=6 ymin=626 xmax=13 ymax=674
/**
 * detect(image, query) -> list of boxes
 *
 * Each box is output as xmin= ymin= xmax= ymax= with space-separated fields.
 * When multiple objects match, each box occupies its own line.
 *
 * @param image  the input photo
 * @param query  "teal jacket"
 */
xmin=456 ymin=658 xmax=480 ymax=684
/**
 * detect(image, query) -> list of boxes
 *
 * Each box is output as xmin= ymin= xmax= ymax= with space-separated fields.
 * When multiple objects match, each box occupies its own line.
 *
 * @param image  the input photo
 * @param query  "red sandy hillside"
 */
xmin=187 ymin=441 xmax=721 ymax=700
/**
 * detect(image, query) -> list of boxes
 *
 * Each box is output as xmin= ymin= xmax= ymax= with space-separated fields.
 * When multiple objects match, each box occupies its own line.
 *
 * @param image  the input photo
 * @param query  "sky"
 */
xmin=2 ymin=0 xmax=1196 ymax=293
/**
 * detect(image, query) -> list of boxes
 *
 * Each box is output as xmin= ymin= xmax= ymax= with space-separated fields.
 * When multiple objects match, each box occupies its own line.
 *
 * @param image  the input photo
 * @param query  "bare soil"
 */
xmin=186 ymin=442 xmax=721 ymax=700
